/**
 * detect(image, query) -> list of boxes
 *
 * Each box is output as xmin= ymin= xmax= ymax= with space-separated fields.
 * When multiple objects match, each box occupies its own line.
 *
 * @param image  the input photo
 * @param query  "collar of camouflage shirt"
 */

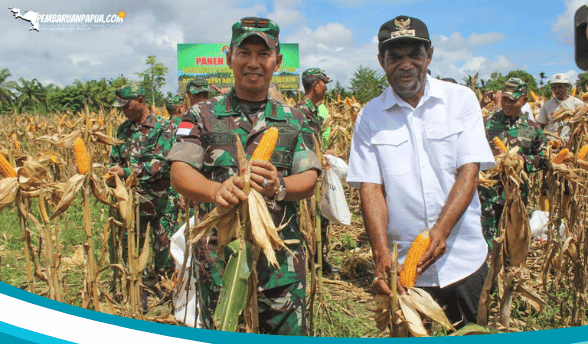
xmin=130 ymin=112 xmax=157 ymax=131
xmin=213 ymin=87 xmax=289 ymax=122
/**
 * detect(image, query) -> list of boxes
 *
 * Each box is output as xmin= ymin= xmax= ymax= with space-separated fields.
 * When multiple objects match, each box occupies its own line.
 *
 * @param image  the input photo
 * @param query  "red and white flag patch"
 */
xmin=176 ymin=121 xmax=194 ymax=136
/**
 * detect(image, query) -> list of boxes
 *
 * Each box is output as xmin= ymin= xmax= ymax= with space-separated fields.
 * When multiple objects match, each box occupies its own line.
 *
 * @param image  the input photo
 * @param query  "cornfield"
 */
xmin=2 ymin=95 xmax=588 ymax=337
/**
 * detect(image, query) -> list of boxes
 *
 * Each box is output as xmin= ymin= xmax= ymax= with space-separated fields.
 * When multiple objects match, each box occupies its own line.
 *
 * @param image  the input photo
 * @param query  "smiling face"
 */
xmin=551 ymin=83 xmax=569 ymax=101
xmin=226 ymin=36 xmax=283 ymax=101
xmin=501 ymin=95 xmax=524 ymax=118
xmin=378 ymin=40 xmax=433 ymax=107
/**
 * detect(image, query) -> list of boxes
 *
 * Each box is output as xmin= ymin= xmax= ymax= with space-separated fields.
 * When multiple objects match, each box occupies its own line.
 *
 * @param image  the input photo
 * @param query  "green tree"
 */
xmin=135 ymin=56 xmax=168 ymax=106
xmin=349 ymin=66 xmax=388 ymax=103
xmin=14 ymin=77 xmax=47 ymax=114
xmin=576 ymin=72 xmax=588 ymax=94
xmin=0 ymin=68 xmax=17 ymax=112
xmin=325 ymin=81 xmax=351 ymax=103
xmin=539 ymin=72 xmax=546 ymax=86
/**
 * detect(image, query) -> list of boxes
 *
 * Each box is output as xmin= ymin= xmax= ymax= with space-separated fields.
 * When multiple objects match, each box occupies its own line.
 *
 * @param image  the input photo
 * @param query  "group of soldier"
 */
xmin=105 ymin=14 xmax=584 ymax=336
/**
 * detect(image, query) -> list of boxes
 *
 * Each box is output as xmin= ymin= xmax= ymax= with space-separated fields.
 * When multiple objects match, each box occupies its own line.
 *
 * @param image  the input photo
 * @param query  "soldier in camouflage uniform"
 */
xmin=166 ymin=95 xmax=187 ymax=119
xmin=294 ymin=68 xmax=340 ymax=274
xmin=479 ymin=78 xmax=547 ymax=249
xmin=168 ymin=17 xmax=321 ymax=335
xmin=109 ymin=84 xmax=180 ymax=278
xmin=185 ymin=77 xmax=211 ymax=109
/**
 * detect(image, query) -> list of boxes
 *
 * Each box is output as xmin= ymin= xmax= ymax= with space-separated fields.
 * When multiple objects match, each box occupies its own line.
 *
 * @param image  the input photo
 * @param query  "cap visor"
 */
xmin=113 ymin=98 xmax=130 ymax=107
xmin=236 ymin=32 xmax=276 ymax=49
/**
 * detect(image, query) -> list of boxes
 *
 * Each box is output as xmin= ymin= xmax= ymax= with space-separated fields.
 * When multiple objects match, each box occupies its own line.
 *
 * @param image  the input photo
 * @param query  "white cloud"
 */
xmin=69 ymin=53 xmax=102 ymax=66
xmin=467 ymin=32 xmax=505 ymax=46
xmin=553 ymin=0 xmax=586 ymax=45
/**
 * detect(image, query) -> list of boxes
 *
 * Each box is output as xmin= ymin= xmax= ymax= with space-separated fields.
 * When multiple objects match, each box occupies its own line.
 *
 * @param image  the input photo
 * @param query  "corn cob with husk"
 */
xmin=400 ymin=230 xmax=430 ymax=288
xmin=0 ymin=153 xmax=17 ymax=178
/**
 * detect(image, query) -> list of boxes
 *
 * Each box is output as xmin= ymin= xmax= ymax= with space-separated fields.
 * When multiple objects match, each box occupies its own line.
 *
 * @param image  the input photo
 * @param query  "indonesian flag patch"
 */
xmin=177 ymin=121 xmax=194 ymax=136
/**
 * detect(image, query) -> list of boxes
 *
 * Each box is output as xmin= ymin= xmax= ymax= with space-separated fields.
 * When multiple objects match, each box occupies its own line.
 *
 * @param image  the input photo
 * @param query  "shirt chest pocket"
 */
xmin=424 ymin=121 xmax=463 ymax=171
xmin=371 ymin=129 xmax=411 ymax=176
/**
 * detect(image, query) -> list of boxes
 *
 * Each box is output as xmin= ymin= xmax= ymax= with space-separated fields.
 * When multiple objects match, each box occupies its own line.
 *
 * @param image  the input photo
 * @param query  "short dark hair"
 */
xmin=378 ymin=40 xmax=431 ymax=59
xmin=302 ymin=76 xmax=320 ymax=93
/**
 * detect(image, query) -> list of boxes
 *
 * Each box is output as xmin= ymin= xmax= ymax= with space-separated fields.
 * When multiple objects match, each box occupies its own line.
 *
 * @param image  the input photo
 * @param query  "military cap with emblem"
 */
xmin=378 ymin=15 xmax=430 ymax=49
xmin=302 ymin=68 xmax=332 ymax=83
xmin=113 ymin=84 xmax=146 ymax=107
xmin=186 ymin=78 xmax=211 ymax=95
xmin=231 ymin=17 xmax=279 ymax=49
xmin=502 ymin=78 xmax=528 ymax=100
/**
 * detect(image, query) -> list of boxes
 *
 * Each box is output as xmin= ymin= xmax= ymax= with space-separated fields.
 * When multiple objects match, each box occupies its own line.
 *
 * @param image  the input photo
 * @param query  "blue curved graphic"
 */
xmin=0 ymin=321 xmax=74 ymax=344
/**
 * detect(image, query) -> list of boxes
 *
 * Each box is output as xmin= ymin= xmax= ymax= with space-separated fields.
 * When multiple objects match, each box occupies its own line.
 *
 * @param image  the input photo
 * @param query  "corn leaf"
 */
xmin=213 ymin=239 xmax=253 ymax=332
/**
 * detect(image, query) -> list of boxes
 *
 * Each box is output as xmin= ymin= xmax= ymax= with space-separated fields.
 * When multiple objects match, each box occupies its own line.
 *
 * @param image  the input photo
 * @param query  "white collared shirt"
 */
xmin=346 ymin=75 xmax=496 ymax=288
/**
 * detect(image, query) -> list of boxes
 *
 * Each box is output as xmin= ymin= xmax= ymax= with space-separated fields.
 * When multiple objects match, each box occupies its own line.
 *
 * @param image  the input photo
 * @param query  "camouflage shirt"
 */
xmin=294 ymin=98 xmax=323 ymax=149
xmin=481 ymin=110 xmax=547 ymax=205
xmin=109 ymin=113 xmax=178 ymax=206
xmin=168 ymin=87 xmax=321 ymax=290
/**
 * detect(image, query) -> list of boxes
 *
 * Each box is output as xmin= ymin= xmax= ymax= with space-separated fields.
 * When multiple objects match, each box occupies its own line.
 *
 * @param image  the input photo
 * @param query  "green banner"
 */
xmin=177 ymin=43 xmax=300 ymax=93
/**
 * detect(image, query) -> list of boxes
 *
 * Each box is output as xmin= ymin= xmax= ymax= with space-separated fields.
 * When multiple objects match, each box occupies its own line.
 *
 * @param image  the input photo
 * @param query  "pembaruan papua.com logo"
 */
xmin=8 ymin=7 xmax=125 ymax=31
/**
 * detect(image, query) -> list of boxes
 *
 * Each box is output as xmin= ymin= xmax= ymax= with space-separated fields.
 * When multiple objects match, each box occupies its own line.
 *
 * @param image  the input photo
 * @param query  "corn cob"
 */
xmin=251 ymin=127 xmax=279 ymax=161
xmin=572 ymin=87 xmax=577 ymax=97
xmin=579 ymin=145 xmax=588 ymax=160
xmin=352 ymin=95 xmax=357 ymax=103
xmin=337 ymin=94 xmax=341 ymax=103
xmin=552 ymin=148 xmax=569 ymax=164
xmin=493 ymin=137 xmax=508 ymax=152
xmin=0 ymin=154 xmax=17 ymax=178
xmin=345 ymin=97 xmax=352 ymax=107
xmin=73 ymin=138 xmax=90 ymax=175
xmin=529 ymin=91 xmax=538 ymax=102
xmin=400 ymin=230 xmax=430 ymax=288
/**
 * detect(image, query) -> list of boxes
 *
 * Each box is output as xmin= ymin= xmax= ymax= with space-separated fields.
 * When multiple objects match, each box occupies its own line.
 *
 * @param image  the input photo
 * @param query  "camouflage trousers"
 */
xmin=199 ymin=278 xmax=307 ymax=335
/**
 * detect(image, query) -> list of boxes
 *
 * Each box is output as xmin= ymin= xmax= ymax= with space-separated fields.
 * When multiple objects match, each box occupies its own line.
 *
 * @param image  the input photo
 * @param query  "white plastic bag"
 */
xmin=529 ymin=210 xmax=566 ymax=241
xmin=320 ymin=167 xmax=351 ymax=225
xmin=325 ymin=154 xmax=348 ymax=180
xmin=170 ymin=216 xmax=202 ymax=328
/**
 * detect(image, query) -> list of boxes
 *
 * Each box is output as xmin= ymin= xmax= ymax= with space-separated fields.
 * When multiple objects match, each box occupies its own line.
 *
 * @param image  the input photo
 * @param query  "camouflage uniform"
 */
xmin=109 ymin=112 xmax=180 ymax=276
xmin=479 ymin=109 xmax=547 ymax=247
xmin=168 ymin=87 xmax=321 ymax=335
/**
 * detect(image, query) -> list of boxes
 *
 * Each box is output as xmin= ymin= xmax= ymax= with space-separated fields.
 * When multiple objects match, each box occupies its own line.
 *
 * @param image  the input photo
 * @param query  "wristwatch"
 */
xmin=274 ymin=175 xmax=287 ymax=201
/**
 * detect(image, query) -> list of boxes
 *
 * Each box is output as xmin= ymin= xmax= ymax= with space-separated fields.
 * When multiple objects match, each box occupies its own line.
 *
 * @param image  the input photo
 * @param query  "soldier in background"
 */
xmin=294 ymin=68 xmax=339 ymax=274
xmin=166 ymin=95 xmax=186 ymax=119
xmin=479 ymin=78 xmax=547 ymax=249
xmin=108 ymin=84 xmax=180 ymax=282
xmin=185 ymin=77 xmax=211 ymax=108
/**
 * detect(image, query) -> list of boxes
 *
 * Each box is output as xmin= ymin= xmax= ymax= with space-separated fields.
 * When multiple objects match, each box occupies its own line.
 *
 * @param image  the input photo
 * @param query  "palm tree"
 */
xmin=73 ymin=79 xmax=112 ymax=112
xmin=0 ymin=68 xmax=17 ymax=110
xmin=14 ymin=77 xmax=47 ymax=114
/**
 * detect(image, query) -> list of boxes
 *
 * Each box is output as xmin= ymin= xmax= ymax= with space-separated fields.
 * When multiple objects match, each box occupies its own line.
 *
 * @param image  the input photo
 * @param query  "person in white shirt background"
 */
xmin=346 ymin=15 xmax=495 ymax=328
xmin=536 ymin=73 xmax=584 ymax=140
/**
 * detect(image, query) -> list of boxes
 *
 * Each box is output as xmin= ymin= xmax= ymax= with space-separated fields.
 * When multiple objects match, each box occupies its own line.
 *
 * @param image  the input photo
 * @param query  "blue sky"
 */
xmin=1 ymin=0 xmax=584 ymax=95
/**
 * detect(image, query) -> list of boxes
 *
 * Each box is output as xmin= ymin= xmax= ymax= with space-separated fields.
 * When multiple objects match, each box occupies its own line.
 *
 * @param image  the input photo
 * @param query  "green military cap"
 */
xmin=302 ymin=68 xmax=332 ymax=83
xmin=502 ymin=78 xmax=528 ymax=100
xmin=167 ymin=95 xmax=184 ymax=106
xmin=186 ymin=78 xmax=211 ymax=95
xmin=378 ymin=15 xmax=430 ymax=49
xmin=231 ymin=17 xmax=279 ymax=49
xmin=113 ymin=84 xmax=145 ymax=107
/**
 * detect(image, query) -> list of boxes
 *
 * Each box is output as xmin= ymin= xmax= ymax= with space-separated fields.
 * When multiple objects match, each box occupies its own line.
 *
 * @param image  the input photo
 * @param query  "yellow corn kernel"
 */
xmin=345 ymin=97 xmax=352 ymax=107
xmin=251 ymin=127 xmax=279 ymax=161
xmin=578 ymin=145 xmax=588 ymax=160
xmin=572 ymin=87 xmax=577 ymax=97
xmin=400 ymin=230 xmax=430 ymax=288
xmin=337 ymin=94 xmax=341 ymax=103
xmin=493 ymin=137 xmax=508 ymax=152
xmin=552 ymin=148 xmax=569 ymax=164
xmin=530 ymin=91 xmax=538 ymax=102
xmin=73 ymin=138 xmax=90 ymax=175
xmin=0 ymin=154 xmax=17 ymax=178
xmin=98 ymin=118 xmax=104 ymax=127
xmin=50 ymin=156 xmax=58 ymax=163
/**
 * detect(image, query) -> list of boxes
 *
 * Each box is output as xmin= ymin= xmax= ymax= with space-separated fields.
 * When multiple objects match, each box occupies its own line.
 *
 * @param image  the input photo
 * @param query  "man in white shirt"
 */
xmin=346 ymin=15 xmax=495 ymax=327
xmin=537 ymin=73 xmax=584 ymax=140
